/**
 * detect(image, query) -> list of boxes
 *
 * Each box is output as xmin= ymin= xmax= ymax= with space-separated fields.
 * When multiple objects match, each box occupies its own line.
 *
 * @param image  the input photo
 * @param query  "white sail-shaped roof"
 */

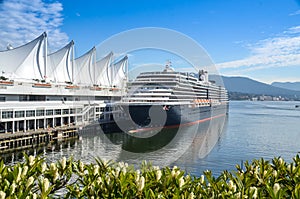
xmin=0 ymin=32 xmax=46 ymax=80
xmin=74 ymin=47 xmax=96 ymax=85
xmin=95 ymin=52 xmax=113 ymax=86
xmin=111 ymin=55 xmax=128 ymax=88
xmin=47 ymin=41 xmax=74 ymax=82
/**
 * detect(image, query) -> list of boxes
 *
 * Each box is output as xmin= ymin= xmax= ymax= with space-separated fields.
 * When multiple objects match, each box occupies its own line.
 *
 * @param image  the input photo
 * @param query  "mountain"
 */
xmin=209 ymin=75 xmax=300 ymax=98
xmin=271 ymin=82 xmax=300 ymax=91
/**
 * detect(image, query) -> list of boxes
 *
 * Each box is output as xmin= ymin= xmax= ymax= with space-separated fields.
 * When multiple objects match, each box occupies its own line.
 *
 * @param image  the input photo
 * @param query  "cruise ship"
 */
xmin=0 ymin=32 xmax=127 ymax=134
xmin=113 ymin=62 xmax=228 ymax=132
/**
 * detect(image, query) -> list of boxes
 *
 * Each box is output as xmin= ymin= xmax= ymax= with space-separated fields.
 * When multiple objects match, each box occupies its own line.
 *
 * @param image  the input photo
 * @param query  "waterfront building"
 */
xmin=0 ymin=32 xmax=127 ymax=133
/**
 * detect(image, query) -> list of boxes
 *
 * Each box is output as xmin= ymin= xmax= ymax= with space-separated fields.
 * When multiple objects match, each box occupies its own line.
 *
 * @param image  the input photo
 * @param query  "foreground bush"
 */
xmin=0 ymin=154 xmax=300 ymax=198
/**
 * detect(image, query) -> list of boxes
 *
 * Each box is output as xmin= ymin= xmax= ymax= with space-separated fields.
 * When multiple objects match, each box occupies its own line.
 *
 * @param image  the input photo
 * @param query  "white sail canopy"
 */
xmin=0 ymin=31 xmax=129 ymax=88
xmin=74 ymin=47 xmax=96 ymax=85
xmin=47 ymin=41 xmax=74 ymax=83
xmin=95 ymin=52 xmax=113 ymax=86
xmin=111 ymin=55 xmax=128 ymax=88
xmin=0 ymin=32 xmax=46 ymax=80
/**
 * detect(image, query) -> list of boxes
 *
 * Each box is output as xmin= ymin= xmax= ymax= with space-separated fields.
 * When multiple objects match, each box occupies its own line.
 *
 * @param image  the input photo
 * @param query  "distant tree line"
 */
xmin=228 ymin=92 xmax=300 ymax=101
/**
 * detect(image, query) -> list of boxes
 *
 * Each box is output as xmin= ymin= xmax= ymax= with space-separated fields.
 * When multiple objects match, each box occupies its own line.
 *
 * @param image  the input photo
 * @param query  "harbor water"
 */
xmin=2 ymin=101 xmax=300 ymax=176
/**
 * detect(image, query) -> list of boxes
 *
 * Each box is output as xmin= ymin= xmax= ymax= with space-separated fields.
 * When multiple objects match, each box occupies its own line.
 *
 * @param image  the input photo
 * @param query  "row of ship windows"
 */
xmin=135 ymin=78 xmax=199 ymax=83
xmin=138 ymin=73 xmax=199 ymax=79
xmin=132 ymin=79 xmax=207 ymax=87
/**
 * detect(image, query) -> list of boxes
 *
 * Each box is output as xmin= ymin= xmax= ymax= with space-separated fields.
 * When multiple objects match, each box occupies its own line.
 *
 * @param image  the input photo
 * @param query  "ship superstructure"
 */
xmin=114 ymin=62 xmax=228 ymax=131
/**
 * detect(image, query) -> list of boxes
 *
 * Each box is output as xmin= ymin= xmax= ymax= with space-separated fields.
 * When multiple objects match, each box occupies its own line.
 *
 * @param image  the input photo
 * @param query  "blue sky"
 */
xmin=0 ymin=0 xmax=300 ymax=84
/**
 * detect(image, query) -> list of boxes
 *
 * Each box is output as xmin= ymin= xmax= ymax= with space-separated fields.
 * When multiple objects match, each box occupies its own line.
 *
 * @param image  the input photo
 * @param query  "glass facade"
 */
xmin=2 ymin=111 xmax=13 ymax=119
xmin=36 ymin=110 xmax=45 ymax=116
xmin=63 ymin=109 xmax=69 ymax=115
xmin=46 ymin=110 xmax=53 ymax=116
xmin=15 ymin=111 xmax=25 ymax=118
xmin=26 ymin=110 xmax=35 ymax=117
xmin=55 ymin=109 xmax=61 ymax=115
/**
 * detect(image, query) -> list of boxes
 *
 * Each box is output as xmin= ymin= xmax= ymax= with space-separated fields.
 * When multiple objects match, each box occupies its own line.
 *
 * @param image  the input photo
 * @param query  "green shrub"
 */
xmin=0 ymin=154 xmax=300 ymax=198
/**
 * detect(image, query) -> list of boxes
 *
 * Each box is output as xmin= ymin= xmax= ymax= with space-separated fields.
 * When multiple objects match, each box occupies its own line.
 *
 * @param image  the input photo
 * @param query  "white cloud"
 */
xmin=216 ymin=25 xmax=300 ymax=72
xmin=289 ymin=10 xmax=300 ymax=16
xmin=0 ymin=0 xmax=68 ymax=51
xmin=284 ymin=26 xmax=300 ymax=34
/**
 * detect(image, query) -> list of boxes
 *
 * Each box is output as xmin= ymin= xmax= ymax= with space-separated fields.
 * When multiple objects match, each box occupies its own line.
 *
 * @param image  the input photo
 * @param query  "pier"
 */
xmin=0 ymin=125 xmax=79 ymax=153
xmin=0 ymin=100 xmax=119 ymax=153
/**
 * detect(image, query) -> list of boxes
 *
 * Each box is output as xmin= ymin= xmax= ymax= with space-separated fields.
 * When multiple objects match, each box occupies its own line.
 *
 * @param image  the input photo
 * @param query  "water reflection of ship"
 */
xmin=111 ymin=114 xmax=228 ymax=165
xmin=76 ymin=115 xmax=221 ymax=165
xmin=171 ymin=114 xmax=228 ymax=174
xmin=189 ymin=113 xmax=228 ymax=160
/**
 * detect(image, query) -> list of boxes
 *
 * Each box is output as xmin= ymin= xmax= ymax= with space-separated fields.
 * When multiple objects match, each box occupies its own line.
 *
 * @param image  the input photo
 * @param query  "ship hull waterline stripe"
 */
xmin=128 ymin=113 xmax=226 ymax=133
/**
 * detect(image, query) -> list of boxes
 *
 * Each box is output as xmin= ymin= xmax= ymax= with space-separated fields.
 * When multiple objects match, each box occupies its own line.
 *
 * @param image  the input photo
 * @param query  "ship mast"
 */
xmin=163 ymin=60 xmax=173 ymax=72
xmin=166 ymin=60 xmax=171 ymax=69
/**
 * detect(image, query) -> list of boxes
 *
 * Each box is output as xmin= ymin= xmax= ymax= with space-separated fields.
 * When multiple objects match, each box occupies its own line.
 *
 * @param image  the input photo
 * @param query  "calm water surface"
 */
xmin=3 ymin=101 xmax=300 ymax=176
xmin=189 ymin=100 xmax=300 ymax=175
